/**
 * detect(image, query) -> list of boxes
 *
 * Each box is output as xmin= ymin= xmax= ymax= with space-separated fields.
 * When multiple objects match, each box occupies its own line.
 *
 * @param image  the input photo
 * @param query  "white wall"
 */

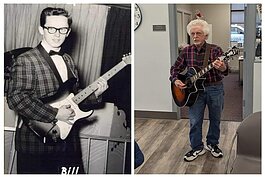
xmin=135 ymin=4 xmax=173 ymax=112
xmin=253 ymin=61 xmax=261 ymax=113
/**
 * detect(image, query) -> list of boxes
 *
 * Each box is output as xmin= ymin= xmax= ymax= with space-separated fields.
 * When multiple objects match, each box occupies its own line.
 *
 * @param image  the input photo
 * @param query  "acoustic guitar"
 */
xmin=171 ymin=47 xmax=238 ymax=107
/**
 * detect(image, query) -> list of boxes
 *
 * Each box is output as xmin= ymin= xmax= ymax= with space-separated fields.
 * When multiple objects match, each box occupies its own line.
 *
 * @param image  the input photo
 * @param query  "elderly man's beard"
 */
xmin=193 ymin=40 xmax=203 ymax=46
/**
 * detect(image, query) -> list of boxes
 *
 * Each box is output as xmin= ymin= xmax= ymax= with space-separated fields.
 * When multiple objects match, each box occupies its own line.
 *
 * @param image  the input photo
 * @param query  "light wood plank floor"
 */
xmin=135 ymin=118 xmax=241 ymax=174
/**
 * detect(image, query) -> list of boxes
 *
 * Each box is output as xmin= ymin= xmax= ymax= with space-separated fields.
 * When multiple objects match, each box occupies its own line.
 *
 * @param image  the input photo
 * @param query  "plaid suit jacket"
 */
xmin=7 ymin=44 xmax=82 ymax=155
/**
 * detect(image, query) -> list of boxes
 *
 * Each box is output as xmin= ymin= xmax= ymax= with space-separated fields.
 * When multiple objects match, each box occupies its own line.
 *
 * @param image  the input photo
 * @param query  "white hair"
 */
xmin=186 ymin=19 xmax=210 ymax=36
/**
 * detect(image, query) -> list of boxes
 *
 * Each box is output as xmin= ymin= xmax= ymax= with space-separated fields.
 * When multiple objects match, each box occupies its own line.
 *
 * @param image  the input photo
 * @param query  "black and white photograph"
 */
xmin=4 ymin=3 xmax=131 ymax=174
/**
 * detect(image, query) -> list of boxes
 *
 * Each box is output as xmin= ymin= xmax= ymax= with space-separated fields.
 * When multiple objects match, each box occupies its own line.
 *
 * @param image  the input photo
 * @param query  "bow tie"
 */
xmin=49 ymin=50 xmax=64 ymax=56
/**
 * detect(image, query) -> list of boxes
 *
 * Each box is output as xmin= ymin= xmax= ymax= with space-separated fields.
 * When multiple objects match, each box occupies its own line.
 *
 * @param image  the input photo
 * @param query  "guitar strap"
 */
xmin=203 ymin=43 xmax=211 ymax=68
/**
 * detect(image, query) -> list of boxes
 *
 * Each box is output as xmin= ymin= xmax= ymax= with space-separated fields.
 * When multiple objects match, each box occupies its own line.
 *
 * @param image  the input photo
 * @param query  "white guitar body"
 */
xmin=50 ymin=93 xmax=93 ymax=140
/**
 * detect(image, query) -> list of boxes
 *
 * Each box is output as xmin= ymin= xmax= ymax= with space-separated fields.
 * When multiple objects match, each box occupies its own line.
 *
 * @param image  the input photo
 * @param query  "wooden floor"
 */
xmin=135 ymin=118 xmax=241 ymax=174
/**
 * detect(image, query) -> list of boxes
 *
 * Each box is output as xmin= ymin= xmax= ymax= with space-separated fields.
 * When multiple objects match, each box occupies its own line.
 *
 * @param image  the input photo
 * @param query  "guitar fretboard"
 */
xmin=190 ymin=56 xmax=226 ymax=83
xmin=72 ymin=60 xmax=128 ymax=104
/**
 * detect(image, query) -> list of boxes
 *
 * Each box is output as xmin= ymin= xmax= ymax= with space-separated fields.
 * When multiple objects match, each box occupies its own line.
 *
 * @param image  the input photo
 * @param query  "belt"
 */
xmin=204 ymin=80 xmax=223 ymax=86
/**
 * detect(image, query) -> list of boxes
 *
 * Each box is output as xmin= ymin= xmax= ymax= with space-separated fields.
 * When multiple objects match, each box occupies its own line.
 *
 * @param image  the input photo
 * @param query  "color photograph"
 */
xmin=134 ymin=3 xmax=261 ymax=174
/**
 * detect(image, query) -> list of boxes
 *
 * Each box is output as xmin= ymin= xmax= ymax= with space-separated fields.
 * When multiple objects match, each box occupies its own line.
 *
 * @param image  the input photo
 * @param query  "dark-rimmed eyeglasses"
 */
xmin=43 ymin=26 xmax=69 ymax=34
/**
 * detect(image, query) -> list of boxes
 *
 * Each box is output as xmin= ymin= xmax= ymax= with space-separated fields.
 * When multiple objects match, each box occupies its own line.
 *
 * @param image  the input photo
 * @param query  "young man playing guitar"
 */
xmin=7 ymin=7 xmax=108 ymax=174
xmin=170 ymin=18 xmax=228 ymax=162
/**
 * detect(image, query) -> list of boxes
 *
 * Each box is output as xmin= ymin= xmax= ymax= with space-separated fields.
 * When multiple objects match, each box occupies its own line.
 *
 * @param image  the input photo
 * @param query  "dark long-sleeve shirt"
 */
xmin=170 ymin=42 xmax=228 ymax=84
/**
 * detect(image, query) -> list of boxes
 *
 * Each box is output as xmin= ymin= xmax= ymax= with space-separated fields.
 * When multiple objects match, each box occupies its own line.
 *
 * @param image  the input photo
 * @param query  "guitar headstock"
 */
xmin=122 ymin=53 xmax=131 ymax=65
xmin=220 ymin=46 xmax=239 ymax=61
xmin=224 ymin=46 xmax=239 ymax=57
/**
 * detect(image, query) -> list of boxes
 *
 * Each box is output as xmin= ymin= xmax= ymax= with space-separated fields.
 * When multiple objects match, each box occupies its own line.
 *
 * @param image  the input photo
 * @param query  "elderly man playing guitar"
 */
xmin=170 ymin=18 xmax=229 ymax=162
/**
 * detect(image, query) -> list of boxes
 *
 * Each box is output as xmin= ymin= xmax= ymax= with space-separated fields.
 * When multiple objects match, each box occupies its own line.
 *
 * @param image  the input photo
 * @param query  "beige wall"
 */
xmin=175 ymin=4 xmax=239 ymax=70
xmin=176 ymin=4 xmax=192 ymax=13
xmin=191 ymin=4 xmax=230 ymax=51
xmin=176 ymin=4 xmax=231 ymax=51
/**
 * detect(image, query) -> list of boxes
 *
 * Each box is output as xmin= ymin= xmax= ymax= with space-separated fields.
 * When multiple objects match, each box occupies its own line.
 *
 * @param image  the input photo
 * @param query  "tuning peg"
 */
xmin=123 ymin=53 xmax=131 ymax=57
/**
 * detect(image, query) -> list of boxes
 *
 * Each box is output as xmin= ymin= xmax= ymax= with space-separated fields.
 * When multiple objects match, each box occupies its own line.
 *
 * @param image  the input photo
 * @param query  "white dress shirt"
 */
xmin=41 ymin=41 xmax=68 ymax=82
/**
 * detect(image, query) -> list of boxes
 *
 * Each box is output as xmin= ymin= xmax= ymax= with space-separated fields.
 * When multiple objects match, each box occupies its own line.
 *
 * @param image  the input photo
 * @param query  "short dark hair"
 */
xmin=40 ymin=7 xmax=72 ymax=27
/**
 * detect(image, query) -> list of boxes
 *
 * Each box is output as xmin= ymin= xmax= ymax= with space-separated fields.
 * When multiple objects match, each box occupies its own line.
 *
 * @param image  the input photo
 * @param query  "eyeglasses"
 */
xmin=190 ymin=32 xmax=204 ymax=36
xmin=43 ymin=26 xmax=69 ymax=34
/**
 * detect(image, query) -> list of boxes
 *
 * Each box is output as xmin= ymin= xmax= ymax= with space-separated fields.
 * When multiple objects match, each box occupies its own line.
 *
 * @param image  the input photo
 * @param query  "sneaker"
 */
xmin=184 ymin=148 xmax=205 ymax=162
xmin=205 ymin=144 xmax=223 ymax=158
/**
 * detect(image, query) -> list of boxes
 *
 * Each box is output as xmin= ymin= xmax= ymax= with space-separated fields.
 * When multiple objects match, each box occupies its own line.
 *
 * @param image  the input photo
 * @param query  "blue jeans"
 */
xmin=134 ymin=141 xmax=144 ymax=169
xmin=188 ymin=84 xmax=224 ymax=150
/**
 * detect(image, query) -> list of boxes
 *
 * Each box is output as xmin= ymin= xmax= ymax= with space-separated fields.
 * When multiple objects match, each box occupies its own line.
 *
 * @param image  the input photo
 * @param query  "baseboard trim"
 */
xmin=135 ymin=110 xmax=179 ymax=119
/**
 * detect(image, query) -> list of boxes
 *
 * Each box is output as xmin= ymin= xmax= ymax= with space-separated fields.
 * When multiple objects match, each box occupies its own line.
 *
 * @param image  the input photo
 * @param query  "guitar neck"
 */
xmin=190 ymin=63 xmax=214 ymax=82
xmin=190 ymin=56 xmax=226 ymax=83
xmin=188 ymin=47 xmax=237 ymax=83
xmin=72 ymin=60 xmax=128 ymax=104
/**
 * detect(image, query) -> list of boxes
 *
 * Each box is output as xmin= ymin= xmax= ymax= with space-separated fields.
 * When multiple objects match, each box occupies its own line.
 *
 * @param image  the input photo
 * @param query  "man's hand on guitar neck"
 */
xmin=174 ymin=80 xmax=187 ymax=89
xmin=56 ymin=105 xmax=75 ymax=125
xmin=94 ymin=77 xmax=109 ymax=97
xmin=213 ymin=59 xmax=227 ymax=72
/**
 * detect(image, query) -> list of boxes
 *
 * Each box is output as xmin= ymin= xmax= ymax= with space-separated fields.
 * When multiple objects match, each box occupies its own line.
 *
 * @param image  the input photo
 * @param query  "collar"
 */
xmin=193 ymin=41 xmax=207 ymax=52
xmin=41 ymin=40 xmax=61 ymax=54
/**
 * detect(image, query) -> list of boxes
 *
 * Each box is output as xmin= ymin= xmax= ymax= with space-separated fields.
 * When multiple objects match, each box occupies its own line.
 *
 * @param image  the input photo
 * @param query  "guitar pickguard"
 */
xmin=50 ymin=93 xmax=94 ymax=140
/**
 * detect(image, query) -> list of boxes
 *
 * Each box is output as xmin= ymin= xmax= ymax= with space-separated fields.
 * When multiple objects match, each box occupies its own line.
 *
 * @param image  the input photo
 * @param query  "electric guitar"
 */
xmin=171 ymin=47 xmax=238 ymax=107
xmin=28 ymin=54 xmax=131 ymax=143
